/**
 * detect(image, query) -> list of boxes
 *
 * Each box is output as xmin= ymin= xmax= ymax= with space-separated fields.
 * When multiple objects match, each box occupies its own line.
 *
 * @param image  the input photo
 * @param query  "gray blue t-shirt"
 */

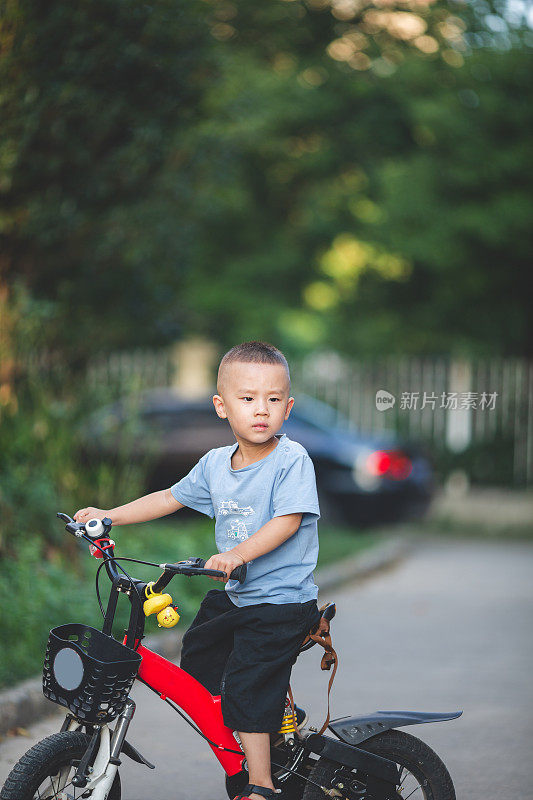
xmin=170 ymin=433 xmax=320 ymax=607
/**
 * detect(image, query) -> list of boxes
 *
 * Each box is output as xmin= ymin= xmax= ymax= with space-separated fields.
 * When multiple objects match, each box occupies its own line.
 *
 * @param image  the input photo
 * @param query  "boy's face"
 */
xmin=213 ymin=361 xmax=294 ymax=443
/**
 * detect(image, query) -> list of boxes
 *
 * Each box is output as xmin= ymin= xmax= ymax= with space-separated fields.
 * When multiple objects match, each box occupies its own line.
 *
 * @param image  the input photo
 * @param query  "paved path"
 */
xmin=2 ymin=537 xmax=532 ymax=799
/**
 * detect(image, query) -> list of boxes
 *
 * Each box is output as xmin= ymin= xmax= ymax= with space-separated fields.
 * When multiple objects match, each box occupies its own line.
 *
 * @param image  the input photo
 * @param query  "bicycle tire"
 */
xmin=0 ymin=730 xmax=121 ymax=800
xmin=301 ymin=729 xmax=456 ymax=800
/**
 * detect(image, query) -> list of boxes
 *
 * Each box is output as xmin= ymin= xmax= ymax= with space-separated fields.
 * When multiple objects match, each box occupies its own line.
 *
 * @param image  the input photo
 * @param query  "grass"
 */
xmin=316 ymin=526 xmax=379 ymax=567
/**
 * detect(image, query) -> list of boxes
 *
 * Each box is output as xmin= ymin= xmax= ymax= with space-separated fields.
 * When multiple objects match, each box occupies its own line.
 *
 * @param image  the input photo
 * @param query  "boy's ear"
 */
xmin=213 ymin=394 xmax=227 ymax=419
xmin=284 ymin=396 xmax=295 ymax=420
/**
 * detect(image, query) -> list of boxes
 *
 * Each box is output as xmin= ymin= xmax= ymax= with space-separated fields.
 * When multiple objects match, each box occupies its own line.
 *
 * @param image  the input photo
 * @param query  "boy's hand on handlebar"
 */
xmin=74 ymin=507 xmax=109 ymax=523
xmin=204 ymin=552 xmax=245 ymax=582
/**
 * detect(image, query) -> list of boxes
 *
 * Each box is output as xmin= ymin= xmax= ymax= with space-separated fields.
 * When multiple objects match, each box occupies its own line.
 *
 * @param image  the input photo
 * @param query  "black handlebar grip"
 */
xmin=196 ymin=558 xmax=247 ymax=584
xmin=229 ymin=563 xmax=247 ymax=583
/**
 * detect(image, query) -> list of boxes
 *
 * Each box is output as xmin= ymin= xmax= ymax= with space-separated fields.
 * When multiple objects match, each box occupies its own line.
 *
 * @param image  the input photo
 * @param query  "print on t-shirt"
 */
xmin=227 ymin=520 xmax=249 ymax=540
xmin=217 ymin=499 xmax=255 ymax=562
xmin=218 ymin=499 xmax=254 ymax=517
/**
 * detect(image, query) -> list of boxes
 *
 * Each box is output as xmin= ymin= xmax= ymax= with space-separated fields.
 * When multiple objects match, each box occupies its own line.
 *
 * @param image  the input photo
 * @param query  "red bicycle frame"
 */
xmin=135 ymin=643 xmax=244 ymax=776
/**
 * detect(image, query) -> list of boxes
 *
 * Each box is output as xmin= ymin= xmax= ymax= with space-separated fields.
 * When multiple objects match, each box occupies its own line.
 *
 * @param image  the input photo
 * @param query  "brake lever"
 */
xmin=57 ymin=511 xmax=86 ymax=537
xmin=57 ymin=512 xmax=113 ymax=540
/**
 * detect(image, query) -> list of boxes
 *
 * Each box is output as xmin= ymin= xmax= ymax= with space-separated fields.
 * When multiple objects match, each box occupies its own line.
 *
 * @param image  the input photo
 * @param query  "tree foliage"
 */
xmin=1 ymin=0 xmax=212 ymax=351
xmin=1 ymin=0 xmax=531 ymax=357
xmin=362 ymin=47 xmax=533 ymax=356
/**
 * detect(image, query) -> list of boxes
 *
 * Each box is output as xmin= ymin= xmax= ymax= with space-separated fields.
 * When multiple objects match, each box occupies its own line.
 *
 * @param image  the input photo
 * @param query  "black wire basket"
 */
xmin=43 ymin=623 xmax=142 ymax=724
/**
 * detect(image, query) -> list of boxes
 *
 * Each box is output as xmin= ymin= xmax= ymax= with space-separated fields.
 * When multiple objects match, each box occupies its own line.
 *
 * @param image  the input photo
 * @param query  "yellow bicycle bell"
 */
xmin=143 ymin=582 xmax=180 ymax=628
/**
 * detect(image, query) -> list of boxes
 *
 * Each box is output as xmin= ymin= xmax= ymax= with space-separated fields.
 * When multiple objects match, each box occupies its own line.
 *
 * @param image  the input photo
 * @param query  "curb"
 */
xmin=0 ymin=533 xmax=414 ymax=737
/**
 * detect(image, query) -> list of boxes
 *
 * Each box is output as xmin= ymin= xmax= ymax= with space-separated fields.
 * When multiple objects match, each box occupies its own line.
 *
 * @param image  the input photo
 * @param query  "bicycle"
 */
xmin=0 ymin=513 xmax=462 ymax=800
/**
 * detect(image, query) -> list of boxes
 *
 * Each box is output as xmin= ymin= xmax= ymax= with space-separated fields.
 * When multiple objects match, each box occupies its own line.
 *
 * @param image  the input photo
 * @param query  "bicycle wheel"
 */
xmin=0 ymin=731 xmax=121 ymax=800
xmin=302 ymin=730 xmax=456 ymax=800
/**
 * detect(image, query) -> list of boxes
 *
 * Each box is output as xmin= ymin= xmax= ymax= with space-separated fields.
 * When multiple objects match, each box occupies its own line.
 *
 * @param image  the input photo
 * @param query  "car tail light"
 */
xmin=366 ymin=450 xmax=412 ymax=481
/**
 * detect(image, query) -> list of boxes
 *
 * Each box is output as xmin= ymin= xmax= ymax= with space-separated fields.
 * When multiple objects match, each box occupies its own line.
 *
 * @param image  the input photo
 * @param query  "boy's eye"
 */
xmin=241 ymin=397 xmax=281 ymax=402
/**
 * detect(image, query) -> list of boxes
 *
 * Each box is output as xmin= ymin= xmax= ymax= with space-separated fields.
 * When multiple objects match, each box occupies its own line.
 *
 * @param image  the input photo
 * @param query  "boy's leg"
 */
xmin=237 ymin=732 xmax=275 ymax=799
xmin=223 ymin=599 xmax=321 ymax=798
xmin=179 ymin=588 xmax=236 ymax=694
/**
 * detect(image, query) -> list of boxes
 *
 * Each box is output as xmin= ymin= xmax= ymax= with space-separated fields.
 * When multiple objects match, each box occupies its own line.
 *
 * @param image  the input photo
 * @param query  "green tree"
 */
xmin=2 ymin=0 xmax=530 ymax=359
xmin=0 ymin=0 xmax=211 ymax=354
xmin=328 ymin=46 xmax=533 ymax=356
xmin=176 ymin=2 xmax=532 ymax=357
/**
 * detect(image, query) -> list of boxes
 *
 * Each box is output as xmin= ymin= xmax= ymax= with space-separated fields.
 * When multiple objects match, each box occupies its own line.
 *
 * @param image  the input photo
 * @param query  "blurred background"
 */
xmin=0 ymin=0 xmax=532 ymax=689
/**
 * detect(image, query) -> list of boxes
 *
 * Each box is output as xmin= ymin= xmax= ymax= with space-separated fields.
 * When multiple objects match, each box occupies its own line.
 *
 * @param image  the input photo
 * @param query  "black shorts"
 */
xmin=179 ymin=589 xmax=321 ymax=733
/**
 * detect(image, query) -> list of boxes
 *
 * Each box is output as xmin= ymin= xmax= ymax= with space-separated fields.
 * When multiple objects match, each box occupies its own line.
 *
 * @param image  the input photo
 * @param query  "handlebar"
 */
xmin=152 ymin=557 xmax=246 ymax=591
xmin=56 ymin=512 xmax=247 ymax=585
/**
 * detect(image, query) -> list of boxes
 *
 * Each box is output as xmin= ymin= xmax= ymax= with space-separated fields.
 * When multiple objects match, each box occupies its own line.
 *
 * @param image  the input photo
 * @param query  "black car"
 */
xmin=83 ymin=390 xmax=435 ymax=526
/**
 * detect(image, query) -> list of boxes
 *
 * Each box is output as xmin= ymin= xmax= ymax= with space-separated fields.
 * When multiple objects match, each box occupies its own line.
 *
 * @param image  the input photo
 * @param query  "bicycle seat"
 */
xmin=299 ymin=601 xmax=336 ymax=653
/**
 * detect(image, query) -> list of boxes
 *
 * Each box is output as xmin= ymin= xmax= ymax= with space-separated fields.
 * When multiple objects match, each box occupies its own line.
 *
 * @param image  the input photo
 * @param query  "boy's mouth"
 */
xmin=252 ymin=423 xmax=268 ymax=429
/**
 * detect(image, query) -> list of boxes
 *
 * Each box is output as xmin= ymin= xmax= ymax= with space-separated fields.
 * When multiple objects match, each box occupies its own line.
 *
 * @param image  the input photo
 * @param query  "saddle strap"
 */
xmin=307 ymin=630 xmax=338 ymax=735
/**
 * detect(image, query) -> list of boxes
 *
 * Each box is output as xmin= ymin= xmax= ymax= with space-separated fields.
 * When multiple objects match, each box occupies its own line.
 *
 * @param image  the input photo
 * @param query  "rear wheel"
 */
xmin=301 ymin=730 xmax=455 ymax=800
xmin=0 ymin=731 xmax=121 ymax=800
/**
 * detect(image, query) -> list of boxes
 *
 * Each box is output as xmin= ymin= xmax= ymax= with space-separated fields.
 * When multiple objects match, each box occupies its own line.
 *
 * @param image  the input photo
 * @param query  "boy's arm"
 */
xmin=205 ymin=513 xmax=302 ymax=581
xmin=74 ymin=488 xmax=184 ymax=526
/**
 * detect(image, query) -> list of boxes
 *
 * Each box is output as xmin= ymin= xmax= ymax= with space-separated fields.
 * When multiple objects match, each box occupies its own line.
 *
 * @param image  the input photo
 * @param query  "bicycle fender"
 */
xmin=303 ymin=733 xmax=399 ymax=786
xmin=329 ymin=710 xmax=463 ymax=745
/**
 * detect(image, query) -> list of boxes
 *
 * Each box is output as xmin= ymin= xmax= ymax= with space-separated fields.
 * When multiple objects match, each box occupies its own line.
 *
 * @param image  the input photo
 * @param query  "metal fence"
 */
xmin=19 ymin=346 xmax=531 ymax=487
xmin=84 ymin=349 xmax=533 ymax=487
xmin=292 ymin=354 xmax=533 ymax=488
xmin=86 ymin=347 xmax=175 ymax=395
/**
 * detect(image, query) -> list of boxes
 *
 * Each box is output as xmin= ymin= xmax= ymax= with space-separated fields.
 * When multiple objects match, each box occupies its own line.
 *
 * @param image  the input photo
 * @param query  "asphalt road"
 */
xmin=1 ymin=537 xmax=532 ymax=799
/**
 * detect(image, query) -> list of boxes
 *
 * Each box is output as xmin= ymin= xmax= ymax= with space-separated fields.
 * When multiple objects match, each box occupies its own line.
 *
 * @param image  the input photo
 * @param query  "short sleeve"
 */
xmin=170 ymin=452 xmax=215 ymax=518
xmin=272 ymin=453 xmax=320 ymax=524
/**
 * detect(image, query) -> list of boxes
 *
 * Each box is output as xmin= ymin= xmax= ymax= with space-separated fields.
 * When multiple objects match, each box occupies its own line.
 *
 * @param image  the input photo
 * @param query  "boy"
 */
xmin=74 ymin=340 xmax=321 ymax=800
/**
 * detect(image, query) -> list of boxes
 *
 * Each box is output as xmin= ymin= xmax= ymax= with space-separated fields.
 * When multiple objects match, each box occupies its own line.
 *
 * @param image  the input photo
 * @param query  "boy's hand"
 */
xmin=74 ymin=507 xmax=109 ymax=523
xmin=204 ymin=551 xmax=245 ymax=582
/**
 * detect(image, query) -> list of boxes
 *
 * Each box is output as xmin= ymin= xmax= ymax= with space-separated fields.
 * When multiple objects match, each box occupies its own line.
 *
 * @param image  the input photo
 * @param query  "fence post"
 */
xmin=445 ymin=359 xmax=473 ymax=452
xmin=170 ymin=337 xmax=218 ymax=398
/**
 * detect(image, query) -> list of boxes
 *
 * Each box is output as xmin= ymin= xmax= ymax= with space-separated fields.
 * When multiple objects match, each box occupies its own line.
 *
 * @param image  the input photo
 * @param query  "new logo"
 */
xmin=375 ymin=390 xmax=396 ymax=411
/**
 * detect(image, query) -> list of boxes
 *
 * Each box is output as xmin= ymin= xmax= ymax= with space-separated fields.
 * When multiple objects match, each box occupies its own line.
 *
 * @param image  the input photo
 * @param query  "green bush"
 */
xmin=0 ymin=518 xmax=214 ymax=689
xmin=0 ymin=534 xmax=100 ymax=688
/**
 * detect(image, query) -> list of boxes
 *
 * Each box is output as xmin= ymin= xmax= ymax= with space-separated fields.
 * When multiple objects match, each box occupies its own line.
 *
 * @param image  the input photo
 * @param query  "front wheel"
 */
xmin=302 ymin=730 xmax=456 ymax=800
xmin=0 ymin=731 xmax=121 ymax=800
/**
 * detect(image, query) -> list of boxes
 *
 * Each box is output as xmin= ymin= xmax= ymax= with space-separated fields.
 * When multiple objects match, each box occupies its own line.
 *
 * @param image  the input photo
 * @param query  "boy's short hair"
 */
xmin=217 ymin=341 xmax=290 ymax=395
